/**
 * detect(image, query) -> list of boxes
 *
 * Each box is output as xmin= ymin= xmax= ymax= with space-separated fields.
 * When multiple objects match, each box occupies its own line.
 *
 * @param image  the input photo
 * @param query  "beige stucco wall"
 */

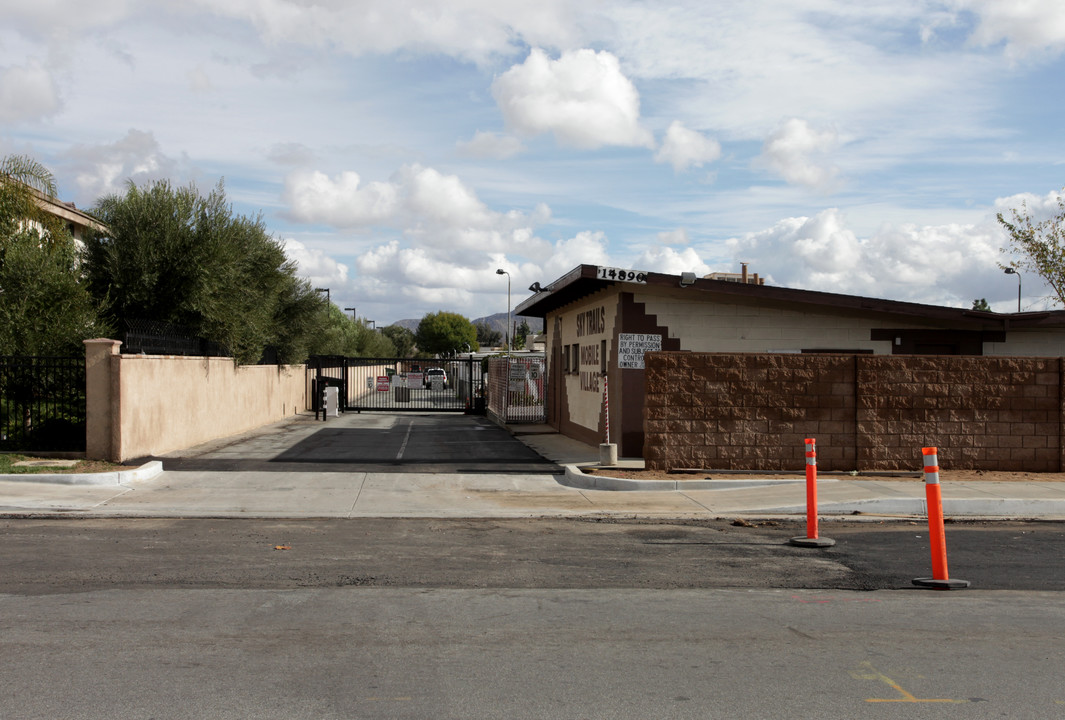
xmin=984 ymin=329 xmax=1065 ymax=356
xmin=85 ymin=343 xmax=308 ymax=461
xmin=635 ymin=289 xmax=910 ymax=353
xmin=550 ymin=289 xmax=619 ymax=436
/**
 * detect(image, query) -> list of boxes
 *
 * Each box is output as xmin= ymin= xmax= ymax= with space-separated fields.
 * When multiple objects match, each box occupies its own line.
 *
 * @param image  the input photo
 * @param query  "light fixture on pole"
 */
xmin=1004 ymin=268 xmax=1021 ymax=312
xmin=315 ymin=287 xmax=330 ymax=304
xmin=496 ymin=268 xmax=511 ymax=355
xmin=344 ymin=307 xmax=357 ymax=320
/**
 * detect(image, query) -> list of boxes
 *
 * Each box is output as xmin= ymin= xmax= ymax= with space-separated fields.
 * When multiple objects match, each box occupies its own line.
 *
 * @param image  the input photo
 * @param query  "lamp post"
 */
xmin=496 ymin=268 xmax=511 ymax=355
xmin=344 ymin=307 xmax=357 ymax=320
xmin=1004 ymin=268 xmax=1021 ymax=312
xmin=315 ymin=287 xmax=330 ymax=304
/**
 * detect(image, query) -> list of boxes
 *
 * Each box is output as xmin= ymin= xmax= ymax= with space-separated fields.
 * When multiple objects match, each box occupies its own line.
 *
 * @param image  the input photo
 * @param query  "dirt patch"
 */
xmin=581 ymin=467 xmax=1065 ymax=483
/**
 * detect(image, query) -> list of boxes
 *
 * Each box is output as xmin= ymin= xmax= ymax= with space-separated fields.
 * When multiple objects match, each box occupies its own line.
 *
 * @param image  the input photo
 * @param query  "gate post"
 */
xmin=84 ymin=339 xmax=122 ymax=461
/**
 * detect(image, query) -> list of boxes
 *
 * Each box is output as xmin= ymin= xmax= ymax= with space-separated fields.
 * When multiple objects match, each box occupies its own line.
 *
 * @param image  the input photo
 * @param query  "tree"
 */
xmin=997 ymin=191 xmax=1065 ymax=306
xmin=414 ymin=311 xmax=478 ymax=356
xmin=0 ymin=155 xmax=69 ymax=252
xmin=84 ymin=179 xmax=324 ymax=364
xmin=307 ymin=305 xmax=396 ymax=357
xmin=971 ymin=298 xmax=992 ymax=311
xmin=475 ymin=320 xmax=502 ymax=347
xmin=514 ymin=319 xmax=531 ymax=350
xmin=0 ymin=155 xmax=105 ymax=355
xmin=381 ymin=325 xmax=415 ymax=357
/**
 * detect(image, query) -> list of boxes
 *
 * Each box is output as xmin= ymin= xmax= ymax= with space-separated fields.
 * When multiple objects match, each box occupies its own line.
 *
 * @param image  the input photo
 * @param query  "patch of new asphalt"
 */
xmin=158 ymin=413 xmax=561 ymax=475
xmin=2 ymin=516 xmax=1063 ymax=594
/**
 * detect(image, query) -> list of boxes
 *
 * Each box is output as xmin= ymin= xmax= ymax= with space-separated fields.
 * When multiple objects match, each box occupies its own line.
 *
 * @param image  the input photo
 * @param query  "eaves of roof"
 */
xmin=514 ymin=264 xmax=1065 ymax=331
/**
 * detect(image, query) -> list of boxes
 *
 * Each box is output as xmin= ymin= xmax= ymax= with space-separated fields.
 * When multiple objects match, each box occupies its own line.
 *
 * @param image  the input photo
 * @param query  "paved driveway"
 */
xmin=159 ymin=412 xmax=562 ymax=474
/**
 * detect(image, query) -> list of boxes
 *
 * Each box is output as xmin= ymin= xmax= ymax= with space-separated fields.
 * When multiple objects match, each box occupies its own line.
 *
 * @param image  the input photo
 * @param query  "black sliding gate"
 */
xmin=308 ymin=356 xmax=485 ymax=414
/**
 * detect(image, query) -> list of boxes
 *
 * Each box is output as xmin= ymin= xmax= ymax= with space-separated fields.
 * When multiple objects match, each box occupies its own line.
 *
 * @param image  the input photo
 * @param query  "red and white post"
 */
xmin=598 ymin=375 xmax=617 ymax=466
xmin=790 ymin=438 xmax=835 ymax=548
xmin=913 ymin=447 xmax=969 ymax=590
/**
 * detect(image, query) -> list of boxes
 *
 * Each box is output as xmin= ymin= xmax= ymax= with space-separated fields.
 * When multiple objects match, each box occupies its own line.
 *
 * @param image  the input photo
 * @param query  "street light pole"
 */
xmin=1004 ymin=268 xmax=1021 ymax=312
xmin=496 ymin=268 xmax=511 ymax=356
xmin=344 ymin=307 xmax=357 ymax=320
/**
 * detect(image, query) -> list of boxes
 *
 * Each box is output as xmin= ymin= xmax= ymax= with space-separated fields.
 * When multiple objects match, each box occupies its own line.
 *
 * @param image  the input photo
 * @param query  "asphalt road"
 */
xmin=3 ymin=518 xmax=1065 ymax=719
xmin=2 ymin=517 xmax=1063 ymax=594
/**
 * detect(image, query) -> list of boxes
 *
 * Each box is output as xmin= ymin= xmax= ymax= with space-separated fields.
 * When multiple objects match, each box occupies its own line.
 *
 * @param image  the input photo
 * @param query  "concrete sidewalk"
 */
xmin=2 ymin=422 xmax=1064 ymax=520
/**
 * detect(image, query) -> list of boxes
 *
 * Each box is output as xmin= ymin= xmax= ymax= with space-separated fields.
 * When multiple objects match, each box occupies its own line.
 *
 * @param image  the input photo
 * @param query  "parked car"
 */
xmin=424 ymin=367 xmax=448 ymax=388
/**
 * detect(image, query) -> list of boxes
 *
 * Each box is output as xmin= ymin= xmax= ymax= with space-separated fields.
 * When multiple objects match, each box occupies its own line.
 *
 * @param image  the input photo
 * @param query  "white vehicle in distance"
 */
xmin=424 ymin=367 xmax=448 ymax=388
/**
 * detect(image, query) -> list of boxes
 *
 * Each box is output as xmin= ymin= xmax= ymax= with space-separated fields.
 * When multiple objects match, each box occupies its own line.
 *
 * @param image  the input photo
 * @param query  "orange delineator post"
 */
xmin=924 ymin=448 xmax=949 ymax=580
xmin=805 ymin=438 xmax=819 ymax=539
xmin=789 ymin=438 xmax=834 ymax=547
xmin=913 ymin=447 xmax=969 ymax=589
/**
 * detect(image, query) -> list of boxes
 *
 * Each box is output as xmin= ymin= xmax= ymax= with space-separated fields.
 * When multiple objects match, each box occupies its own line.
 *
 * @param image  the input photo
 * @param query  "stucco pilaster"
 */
xmin=84 ymin=339 xmax=122 ymax=461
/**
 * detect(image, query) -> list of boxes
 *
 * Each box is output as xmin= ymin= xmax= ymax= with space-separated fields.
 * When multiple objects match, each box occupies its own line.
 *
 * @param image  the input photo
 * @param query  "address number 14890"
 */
xmin=596 ymin=266 xmax=647 ymax=283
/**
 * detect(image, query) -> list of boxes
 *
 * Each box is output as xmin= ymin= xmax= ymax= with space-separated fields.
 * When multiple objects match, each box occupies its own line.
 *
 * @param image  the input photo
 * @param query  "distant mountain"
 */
xmin=386 ymin=312 xmax=544 ymax=338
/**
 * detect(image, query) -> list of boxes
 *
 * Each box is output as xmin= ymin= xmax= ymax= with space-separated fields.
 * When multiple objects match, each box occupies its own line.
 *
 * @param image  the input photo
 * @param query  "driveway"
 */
xmin=158 ymin=412 xmax=562 ymax=474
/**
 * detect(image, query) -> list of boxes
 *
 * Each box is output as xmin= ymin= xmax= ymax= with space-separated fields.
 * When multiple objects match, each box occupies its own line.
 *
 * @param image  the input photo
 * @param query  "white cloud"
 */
xmin=189 ymin=0 xmax=585 ymax=66
xmin=654 ymin=121 xmax=721 ymax=172
xmin=725 ymin=207 xmax=1034 ymax=308
xmin=0 ymin=61 xmax=60 ymax=123
xmin=634 ymin=245 xmax=710 ymax=276
xmin=492 ymin=48 xmax=654 ymax=150
xmin=281 ymin=238 xmax=349 ymax=288
xmin=542 ymin=230 xmax=611 ymax=278
xmin=457 ymin=131 xmax=525 ymax=159
xmin=282 ymin=164 xmax=553 ymax=262
xmin=958 ymin=0 xmax=1065 ymax=57
xmin=758 ymin=118 xmax=841 ymax=191
xmin=283 ymin=170 xmax=399 ymax=227
xmin=61 ymin=129 xmax=186 ymax=203
xmin=657 ymin=228 xmax=689 ymax=245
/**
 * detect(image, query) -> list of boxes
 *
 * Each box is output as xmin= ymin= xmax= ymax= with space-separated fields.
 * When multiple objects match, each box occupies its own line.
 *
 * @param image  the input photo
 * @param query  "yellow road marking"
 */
xmin=852 ymin=662 xmax=967 ymax=704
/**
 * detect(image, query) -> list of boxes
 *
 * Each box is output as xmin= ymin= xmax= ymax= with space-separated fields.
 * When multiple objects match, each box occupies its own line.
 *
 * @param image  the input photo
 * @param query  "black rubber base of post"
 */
xmin=912 ymin=577 xmax=970 ymax=590
xmin=789 ymin=536 xmax=836 ymax=548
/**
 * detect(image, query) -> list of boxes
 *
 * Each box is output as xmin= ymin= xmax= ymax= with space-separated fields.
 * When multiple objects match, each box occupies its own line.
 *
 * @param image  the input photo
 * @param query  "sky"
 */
xmin=3 ymin=1 xmax=1065 ymax=324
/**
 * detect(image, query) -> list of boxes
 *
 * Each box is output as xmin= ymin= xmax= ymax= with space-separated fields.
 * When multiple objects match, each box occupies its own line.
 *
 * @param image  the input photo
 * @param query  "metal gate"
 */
xmin=486 ymin=356 xmax=546 ymax=424
xmin=308 ymin=356 xmax=484 ymax=414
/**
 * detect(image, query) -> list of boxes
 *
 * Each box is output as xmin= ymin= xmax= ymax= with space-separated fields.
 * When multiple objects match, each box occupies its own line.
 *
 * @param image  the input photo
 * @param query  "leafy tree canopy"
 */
xmin=514 ymin=319 xmax=531 ymax=350
xmin=415 ymin=311 xmax=478 ymax=356
xmin=0 ymin=154 xmax=105 ymax=355
xmin=971 ymin=298 xmax=992 ymax=311
xmin=308 ymin=305 xmax=396 ymax=357
xmin=84 ymin=179 xmax=324 ymax=364
xmin=474 ymin=320 xmax=502 ymax=347
xmin=997 ymin=190 xmax=1065 ymax=307
xmin=380 ymin=325 xmax=415 ymax=357
xmin=0 ymin=154 xmax=70 ymax=253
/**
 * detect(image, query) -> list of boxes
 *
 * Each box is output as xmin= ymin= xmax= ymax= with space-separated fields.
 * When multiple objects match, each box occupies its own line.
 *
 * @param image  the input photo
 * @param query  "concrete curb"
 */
xmin=560 ymin=464 xmax=811 ymax=492
xmin=0 ymin=460 xmax=164 ymax=486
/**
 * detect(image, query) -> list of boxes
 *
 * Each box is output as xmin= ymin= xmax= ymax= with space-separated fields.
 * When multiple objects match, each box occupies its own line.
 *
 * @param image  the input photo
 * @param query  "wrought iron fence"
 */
xmin=486 ymin=356 xmax=546 ymax=424
xmin=0 ymin=356 xmax=86 ymax=452
xmin=120 ymin=318 xmax=279 ymax=364
xmin=121 ymin=318 xmax=227 ymax=357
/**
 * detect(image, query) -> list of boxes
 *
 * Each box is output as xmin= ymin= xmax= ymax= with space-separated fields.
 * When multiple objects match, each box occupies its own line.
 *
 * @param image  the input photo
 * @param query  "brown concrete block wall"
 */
xmin=644 ymin=353 xmax=857 ymax=471
xmin=644 ymin=353 xmax=1063 ymax=473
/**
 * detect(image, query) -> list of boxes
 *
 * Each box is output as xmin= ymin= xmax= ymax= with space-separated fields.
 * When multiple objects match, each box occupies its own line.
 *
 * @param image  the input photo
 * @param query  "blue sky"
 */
xmin=3 ymin=0 xmax=1065 ymax=324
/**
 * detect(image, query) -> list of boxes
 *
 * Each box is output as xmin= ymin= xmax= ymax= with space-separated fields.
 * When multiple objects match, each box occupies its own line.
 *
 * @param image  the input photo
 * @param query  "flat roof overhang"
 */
xmin=515 ymin=264 xmax=1065 ymax=332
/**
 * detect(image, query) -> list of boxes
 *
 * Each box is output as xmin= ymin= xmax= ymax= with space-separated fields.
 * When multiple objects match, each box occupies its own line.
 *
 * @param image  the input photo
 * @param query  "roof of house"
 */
xmin=515 ymin=264 xmax=1065 ymax=331
xmin=31 ymin=188 xmax=108 ymax=234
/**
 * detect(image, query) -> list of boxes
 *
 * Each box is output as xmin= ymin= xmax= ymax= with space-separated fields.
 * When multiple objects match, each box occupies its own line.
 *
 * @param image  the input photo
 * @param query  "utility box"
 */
xmin=324 ymin=386 xmax=339 ymax=417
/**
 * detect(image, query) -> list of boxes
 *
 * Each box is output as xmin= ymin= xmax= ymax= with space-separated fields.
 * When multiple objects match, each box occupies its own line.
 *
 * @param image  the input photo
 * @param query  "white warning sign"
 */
xmin=617 ymin=333 xmax=662 ymax=369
